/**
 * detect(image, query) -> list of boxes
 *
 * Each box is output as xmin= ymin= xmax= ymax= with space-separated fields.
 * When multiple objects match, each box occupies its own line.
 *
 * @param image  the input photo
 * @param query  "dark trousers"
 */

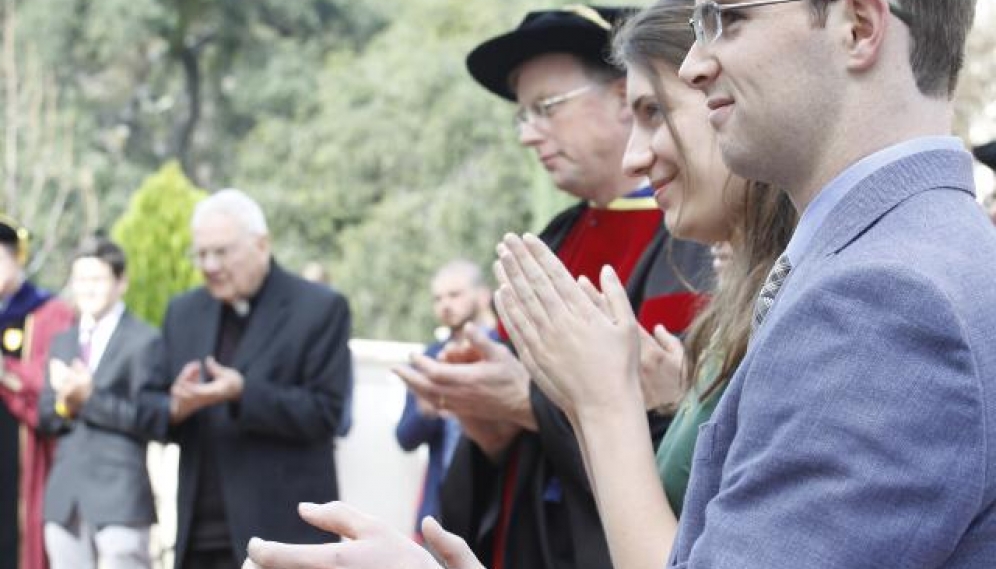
xmin=0 ymin=407 xmax=19 ymax=569
xmin=181 ymin=548 xmax=238 ymax=569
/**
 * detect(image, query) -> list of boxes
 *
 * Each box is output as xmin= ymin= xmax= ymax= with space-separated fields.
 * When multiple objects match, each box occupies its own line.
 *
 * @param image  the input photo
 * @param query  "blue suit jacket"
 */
xmin=396 ymin=340 xmax=461 ymax=534
xmin=671 ymin=149 xmax=996 ymax=568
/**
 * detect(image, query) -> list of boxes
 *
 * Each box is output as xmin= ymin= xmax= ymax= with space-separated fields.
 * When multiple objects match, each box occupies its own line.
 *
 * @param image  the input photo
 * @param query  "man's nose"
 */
xmin=622 ymin=132 xmax=654 ymax=180
xmin=678 ymin=42 xmax=719 ymax=92
xmin=517 ymin=120 xmax=545 ymax=147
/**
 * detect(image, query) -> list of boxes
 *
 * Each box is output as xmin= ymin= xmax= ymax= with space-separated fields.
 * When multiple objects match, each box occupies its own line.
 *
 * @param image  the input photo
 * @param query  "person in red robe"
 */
xmin=0 ymin=215 xmax=74 ymax=569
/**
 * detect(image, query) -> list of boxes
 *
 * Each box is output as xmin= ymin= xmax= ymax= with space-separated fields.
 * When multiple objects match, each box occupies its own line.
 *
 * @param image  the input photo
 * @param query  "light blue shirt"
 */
xmin=784 ymin=136 xmax=969 ymax=266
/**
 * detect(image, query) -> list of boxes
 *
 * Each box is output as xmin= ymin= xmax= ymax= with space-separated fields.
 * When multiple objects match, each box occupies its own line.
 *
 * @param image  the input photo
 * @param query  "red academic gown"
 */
xmin=1 ymin=285 xmax=74 ymax=569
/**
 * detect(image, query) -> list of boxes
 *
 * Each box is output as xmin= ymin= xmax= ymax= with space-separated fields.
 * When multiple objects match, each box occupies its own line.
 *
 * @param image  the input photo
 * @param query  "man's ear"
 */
xmin=840 ymin=0 xmax=890 ymax=72
xmin=256 ymin=234 xmax=272 ymax=256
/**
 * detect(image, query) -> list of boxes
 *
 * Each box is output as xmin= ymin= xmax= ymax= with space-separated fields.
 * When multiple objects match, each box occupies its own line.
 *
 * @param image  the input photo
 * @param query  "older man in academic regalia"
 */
xmin=0 ymin=216 xmax=74 ymax=569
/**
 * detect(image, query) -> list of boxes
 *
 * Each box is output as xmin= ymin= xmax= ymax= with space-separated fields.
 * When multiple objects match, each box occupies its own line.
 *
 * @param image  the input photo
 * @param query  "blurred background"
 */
xmin=2 ymin=0 xmax=994 ymax=343
xmin=3 ymin=2 xmax=995 ymax=567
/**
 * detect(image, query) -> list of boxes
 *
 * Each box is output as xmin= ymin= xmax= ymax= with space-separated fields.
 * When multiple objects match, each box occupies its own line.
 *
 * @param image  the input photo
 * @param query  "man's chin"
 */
xmin=79 ymin=304 xmax=114 ymax=320
xmin=449 ymin=314 xmax=479 ymax=333
xmin=206 ymin=285 xmax=235 ymax=304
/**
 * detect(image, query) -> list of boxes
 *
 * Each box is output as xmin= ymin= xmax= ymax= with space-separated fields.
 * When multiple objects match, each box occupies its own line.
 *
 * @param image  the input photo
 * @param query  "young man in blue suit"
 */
xmin=669 ymin=0 xmax=993 ymax=566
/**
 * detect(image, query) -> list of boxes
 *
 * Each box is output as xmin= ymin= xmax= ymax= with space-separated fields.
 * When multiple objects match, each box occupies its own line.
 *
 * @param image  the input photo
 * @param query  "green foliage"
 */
xmin=5 ymin=0 xmax=388 ymax=231
xmin=233 ymin=0 xmax=552 ymax=340
xmin=111 ymin=162 xmax=206 ymax=326
xmin=6 ymin=0 xmax=994 ymax=340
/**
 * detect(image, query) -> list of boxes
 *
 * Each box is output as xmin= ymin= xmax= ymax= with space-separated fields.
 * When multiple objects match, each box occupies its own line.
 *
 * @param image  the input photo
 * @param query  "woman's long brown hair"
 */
xmin=613 ymin=0 xmax=797 ymax=400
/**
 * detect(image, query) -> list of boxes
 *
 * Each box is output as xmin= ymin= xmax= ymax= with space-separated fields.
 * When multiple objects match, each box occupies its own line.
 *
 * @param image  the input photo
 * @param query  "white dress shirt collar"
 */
xmin=79 ymin=302 xmax=126 ymax=372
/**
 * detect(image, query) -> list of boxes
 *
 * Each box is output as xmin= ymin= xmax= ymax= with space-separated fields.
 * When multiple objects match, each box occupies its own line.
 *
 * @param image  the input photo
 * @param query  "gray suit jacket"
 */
xmin=671 ymin=149 xmax=996 ymax=568
xmin=144 ymin=262 xmax=352 ymax=567
xmin=38 ymin=311 xmax=164 ymax=527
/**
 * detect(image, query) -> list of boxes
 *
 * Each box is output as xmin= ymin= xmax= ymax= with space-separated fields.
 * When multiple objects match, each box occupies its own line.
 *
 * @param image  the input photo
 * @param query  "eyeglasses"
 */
xmin=515 ymin=85 xmax=595 ymax=130
xmin=690 ymin=0 xmax=914 ymax=46
xmin=690 ymin=0 xmax=802 ymax=45
xmin=188 ymin=242 xmax=240 ymax=267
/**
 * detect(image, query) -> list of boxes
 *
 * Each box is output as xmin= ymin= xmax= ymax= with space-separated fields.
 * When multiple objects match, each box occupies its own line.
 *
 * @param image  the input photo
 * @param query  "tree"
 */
xmin=956 ymin=2 xmax=996 ymax=145
xmin=6 ymin=0 xmax=996 ymax=339
xmin=233 ymin=0 xmax=603 ymax=340
xmin=8 ymin=0 xmax=388 ymax=208
xmin=0 ymin=0 xmax=98 ymax=286
xmin=111 ymin=161 xmax=205 ymax=326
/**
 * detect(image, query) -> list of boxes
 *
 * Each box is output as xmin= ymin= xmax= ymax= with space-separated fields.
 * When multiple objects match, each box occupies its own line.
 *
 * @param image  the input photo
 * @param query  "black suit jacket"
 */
xmin=146 ymin=262 xmax=352 ymax=567
xmin=38 ymin=311 xmax=164 ymax=527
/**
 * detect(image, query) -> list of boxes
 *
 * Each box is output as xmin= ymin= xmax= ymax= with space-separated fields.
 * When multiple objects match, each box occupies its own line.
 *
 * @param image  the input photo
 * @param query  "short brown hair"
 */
xmin=74 ymin=234 xmax=127 ymax=279
xmin=807 ymin=0 xmax=976 ymax=98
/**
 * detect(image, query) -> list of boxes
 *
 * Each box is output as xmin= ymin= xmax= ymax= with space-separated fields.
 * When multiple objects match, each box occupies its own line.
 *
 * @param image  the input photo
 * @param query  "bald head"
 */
xmin=432 ymin=259 xmax=490 ymax=331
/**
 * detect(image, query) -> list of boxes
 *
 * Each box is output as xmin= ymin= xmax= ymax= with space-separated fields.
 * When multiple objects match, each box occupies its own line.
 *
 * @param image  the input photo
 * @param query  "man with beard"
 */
xmin=395 ymin=259 xmax=495 ymax=542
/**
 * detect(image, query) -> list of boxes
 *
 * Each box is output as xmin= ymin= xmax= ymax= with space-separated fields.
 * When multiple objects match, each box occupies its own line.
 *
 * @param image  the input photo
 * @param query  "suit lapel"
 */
xmin=231 ymin=265 xmax=289 ymax=371
xmin=197 ymin=294 xmax=222 ymax=362
xmin=802 ymin=149 xmax=975 ymax=267
xmin=745 ymin=149 xmax=975 ymax=348
xmin=91 ymin=313 xmax=131 ymax=387
xmin=56 ymin=324 xmax=82 ymax=364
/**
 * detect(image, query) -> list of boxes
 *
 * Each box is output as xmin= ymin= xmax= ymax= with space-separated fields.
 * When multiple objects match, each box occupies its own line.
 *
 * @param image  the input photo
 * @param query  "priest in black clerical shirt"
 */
xmin=145 ymin=188 xmax=354 ymax=569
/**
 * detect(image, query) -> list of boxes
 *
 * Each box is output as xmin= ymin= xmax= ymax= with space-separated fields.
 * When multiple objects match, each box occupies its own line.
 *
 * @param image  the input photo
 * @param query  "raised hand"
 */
xmin=244 ymin=501 xmax=484 ymax=569
xmin=169 ymin=361 xmax=206 ymax=424
xmin=203 ymin=356 xmax=245 ymax=402
xmin=637 ymin=325 xmax=685 ymax=412
xmin=392 ymin=332 xmax=524 ymax=460
xmin=493 ymin=233 xmax=643 ymax=423
xmin=422 ymin=515 xmax=487 ymax=569
xmin=576 ymin=276 xmax=686 ymax=411
xmin=392 ymin=323 xmax=534 ymax=430
xmin=61 ymin=359 xmax=95 ymax=414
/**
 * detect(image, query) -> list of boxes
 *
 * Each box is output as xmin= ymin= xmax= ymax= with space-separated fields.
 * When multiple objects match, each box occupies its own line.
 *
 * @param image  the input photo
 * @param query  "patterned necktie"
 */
xmin=752 ymin=253 xmax=792 ymax=333
xmin=79 ymin=326 xmax=94 ymax=366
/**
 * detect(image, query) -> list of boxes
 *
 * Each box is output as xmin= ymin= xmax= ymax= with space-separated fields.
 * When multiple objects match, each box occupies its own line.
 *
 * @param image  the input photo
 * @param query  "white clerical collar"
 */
xmin=230 ymin=299 xmax=251 ymax=317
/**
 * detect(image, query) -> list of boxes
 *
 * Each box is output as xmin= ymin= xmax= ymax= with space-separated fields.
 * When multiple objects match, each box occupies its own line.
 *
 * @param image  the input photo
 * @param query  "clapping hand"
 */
xmin=574 ymin=273 xmax=686 ymax=412
xmin=493 ymin=233 xmax=645 ymax=423
xmin=61 ymin=359 xmax=95 ymax=413
xmin=169 ymin=357 xmax=245 ymax=424
xmin=49 ymin=359 xmax=94 ymax=416
xmin=392 ymin=326 xmax=526 ymax=459
xmin=243 ymin=501 xmax=485 ymax=569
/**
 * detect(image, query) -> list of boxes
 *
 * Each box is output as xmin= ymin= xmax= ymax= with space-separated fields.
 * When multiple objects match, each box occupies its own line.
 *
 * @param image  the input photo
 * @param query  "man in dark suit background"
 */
xmin=151 ymin=188 xmax=353 ymax=569
xmin=38 ymin=235 xmax=163 ymax=569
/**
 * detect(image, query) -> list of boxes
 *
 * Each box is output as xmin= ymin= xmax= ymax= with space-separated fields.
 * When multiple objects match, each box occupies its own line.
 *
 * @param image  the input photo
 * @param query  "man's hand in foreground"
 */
xmin=243 ymin=501 xmax=485 ymax=569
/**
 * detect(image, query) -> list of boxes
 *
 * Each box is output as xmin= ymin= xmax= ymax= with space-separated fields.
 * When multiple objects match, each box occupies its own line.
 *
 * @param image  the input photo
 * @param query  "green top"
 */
xmin=655 ymin=350 xmax=727 ymax=517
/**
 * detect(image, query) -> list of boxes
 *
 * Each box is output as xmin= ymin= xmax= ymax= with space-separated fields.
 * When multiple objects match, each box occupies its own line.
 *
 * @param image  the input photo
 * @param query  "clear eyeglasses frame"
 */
xmin=689 ymin=0 xmax=913 ymax=46
xmin=514 ymin=84 xmax=595 ymax=130
xmin=188 ymin=242 xmax=240 ymax=267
